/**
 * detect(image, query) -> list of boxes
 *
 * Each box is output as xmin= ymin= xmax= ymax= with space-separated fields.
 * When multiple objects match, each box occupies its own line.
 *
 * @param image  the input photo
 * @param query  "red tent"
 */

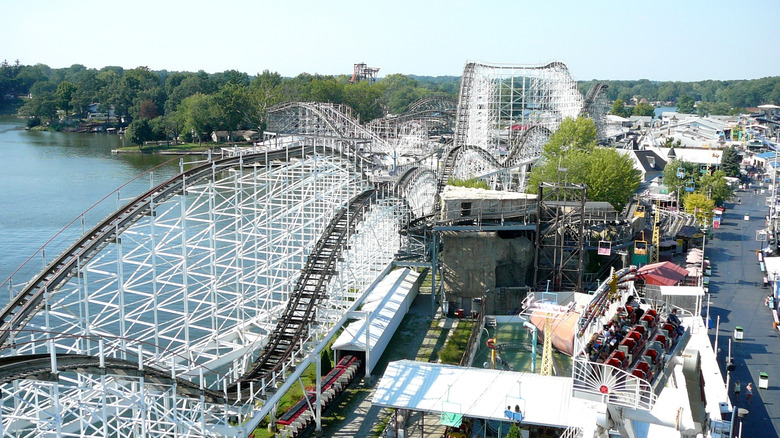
xmin=636 ymin=262 xmax=689 ymax=286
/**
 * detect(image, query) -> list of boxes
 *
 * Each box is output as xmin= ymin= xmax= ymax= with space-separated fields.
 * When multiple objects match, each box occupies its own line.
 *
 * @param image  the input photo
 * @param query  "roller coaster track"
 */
xmin=436 ymin=145 xmax=503 ymax=192
xmin=404 ymin=95 xmax=457 ymax=115
xmin=267 ymin=101 xmax=391 ymax=154
xmin=580 ymin=82 xmax=608 ymax=117
xmin=503 ymin=125 xmax=552 ymax=167
xmin=236 ymin=189 xmax=377 ymax=386
xmin=390 ymin=95 xmax=457 ymax=132
xmin=453 ymin=63 xmax=476 ymax=149
xmin=0 ymin=353 xmax=225 ymax=403
xmin=0 ymin=145 xmax=335 ymax=350
xmin=395 ymin=166 xmax=433 ymax=195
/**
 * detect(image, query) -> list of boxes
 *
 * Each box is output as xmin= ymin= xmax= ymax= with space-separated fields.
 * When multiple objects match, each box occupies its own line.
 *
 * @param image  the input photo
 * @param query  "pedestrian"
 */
xmin=746 ymin=382 xmax=753 ymax=404
xmin=733 ymin=380 xmax=741 ymax=401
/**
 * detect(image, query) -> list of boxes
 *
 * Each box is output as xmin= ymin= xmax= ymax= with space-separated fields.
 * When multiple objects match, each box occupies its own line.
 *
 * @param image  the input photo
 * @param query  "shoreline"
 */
xmin=111 ymin=149 xmax=211 ymax=155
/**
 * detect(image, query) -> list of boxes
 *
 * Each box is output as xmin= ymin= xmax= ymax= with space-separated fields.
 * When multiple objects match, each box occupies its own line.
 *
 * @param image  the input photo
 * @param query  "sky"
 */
xmin=3 ymin=0 xmax=779 ymax=82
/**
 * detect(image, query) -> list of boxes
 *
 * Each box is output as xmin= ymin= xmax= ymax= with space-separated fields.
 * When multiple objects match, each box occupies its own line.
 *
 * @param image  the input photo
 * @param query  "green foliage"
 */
xmin=684 ymin=192 xmax=715 ymax=226
xmin=579 ymin=77 xmax=780 ymax=109
xmin=542 ymin=116 xmax=598 ymax=160
xmin=176 ymin=92 xmax=214 ymax=144
xmin=528 ymin=147 xmax=640 ymax=211
xmin=19 ymin=91 xmax=57 ymax=124
xmin=698 ymin=170 xmax=734 ymax=206
xmin=25 ymin=116 xmax=41 ymax=128
xmin=507 ymin=424 xmax=522 ymax=438
xmin=633 ymin=102 xmax=655 ymax=117
xmin=380 ymin=74 xmax=429 ymax=115
xmin=55 ymin=81 xmax=76 ymax=116
xmin=529 ymin=116 xmax=639 ymax=211
xmin=720 ymin=146 xmax=741 ymax=177
xmin=676 ymin=94 xmax=695 ymax=114
xmin=211 ymin=82 xmax=257 ymax=134
xmin=4 ymin=61 xmax=458 ymax=134
xmin=446 ymin=178 xmax=490 ymax=189
xmin=663 ymin=137 xmax=682 ymax=148
xmin=610 ymin=98 xmax=630 ymax=117
xmin=662 ymin=159 xmax=699 ymax=200
xmin=437 ymin=320 xmax=474 ymax=364
xmin=320 ymin=349 xmax=333 ymax=377
xmin=128 ymin=119 xmax=153 ymax=145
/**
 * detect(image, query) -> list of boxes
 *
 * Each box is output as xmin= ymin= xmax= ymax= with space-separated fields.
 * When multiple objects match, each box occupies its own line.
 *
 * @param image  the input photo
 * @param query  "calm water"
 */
xmin=0 ymin=116 xmax=190 ymax=293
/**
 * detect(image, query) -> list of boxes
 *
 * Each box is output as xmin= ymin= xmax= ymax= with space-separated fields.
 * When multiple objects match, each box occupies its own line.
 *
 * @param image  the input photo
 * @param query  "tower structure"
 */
xmin=449 ymin=61 xmax=585 ymax=191
xmin=350 ymin=63 xmax=379 ymax=84
xmin=533 ymin=178 xmax=587 ymax=292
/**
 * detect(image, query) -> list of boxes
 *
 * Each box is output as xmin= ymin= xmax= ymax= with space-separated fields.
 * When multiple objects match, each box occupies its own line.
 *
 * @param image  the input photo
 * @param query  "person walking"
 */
xmin=733 ymin=380 xmax=741 ymax=402
xmin=746 ymin=382 xmax=753 ymax=404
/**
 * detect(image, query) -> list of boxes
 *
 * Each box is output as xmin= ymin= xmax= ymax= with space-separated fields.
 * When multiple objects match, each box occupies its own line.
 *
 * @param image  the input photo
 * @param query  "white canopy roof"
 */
xmin=658 ymin=285 xmax=706 ymax=296
xmin=372 ymin=360 xmax=600 ymax=429
xmin=332 ymin=268 xmax=419 ymax=352
xmin=764 ymin=257 xmax=780 ymax=279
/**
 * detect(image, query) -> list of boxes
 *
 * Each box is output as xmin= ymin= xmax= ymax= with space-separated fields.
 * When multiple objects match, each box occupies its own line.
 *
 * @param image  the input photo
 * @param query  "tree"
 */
xmin=211 ymin=82 xmax=257 ymax=139
xmin=676 ymin=94 xmax=695 ymax=114
xmin=507 ymin=424 xmax=522 ymax=438
xmin=307 ymin=76 xmax=344 ymax=105
xmin=380 ymin=74 xmax=427 ymax=115
xmin=55 ymin=81 xmax=76 ymax=116
xmin=633 ymin=102 xmax=655 ymax=117
xmin=684 ymin=192 xmax=714 ymax=226
xmin=249 ymin=70 xmax=285 ymax=130
xmin=19 ymin=92 xmax=57 ymax=124
xmin=578 ymin=148 xmax=641 ymax=211
xmin=662 ymin=159 xmax=699 ymax=203
xmin=610 ymin=98 xmax=630 ymax=118
xmin=698 ymin=170 xmax=734 ymax=206
xmin=176 ymin=92 xmax=215 ymax=146
xmin=128 ymin=119 xmax=153 ymax=146
xmin=138 ymin=98 xmax=160 ymax=120
xmin=527 ymin=147 xmax=640 ymax=211
xmin=343 ymin=80 xmax=383 ymax=122
xmin=542 ymin=117 xmax=598 ymax=160
xmin=165 ymin=71 xmax=216 ymax=114
xmin=720 ymin=146 xmax=741 ymax=177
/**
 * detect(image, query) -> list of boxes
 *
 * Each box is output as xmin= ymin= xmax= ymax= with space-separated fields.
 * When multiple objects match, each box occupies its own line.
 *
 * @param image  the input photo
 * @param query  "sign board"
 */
xmin=757 ymin=230 xmax=768 ymax=242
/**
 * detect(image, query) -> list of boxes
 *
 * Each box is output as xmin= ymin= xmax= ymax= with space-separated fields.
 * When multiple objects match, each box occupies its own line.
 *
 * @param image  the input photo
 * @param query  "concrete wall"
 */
xmin=440 ymin=231 xmax=534 ymax=310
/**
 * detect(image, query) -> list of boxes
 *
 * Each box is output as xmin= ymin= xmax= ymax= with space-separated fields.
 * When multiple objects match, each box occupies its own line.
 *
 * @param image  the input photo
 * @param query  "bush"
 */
xmin=446 ymin=178 xmax=489 ymax=190
xmin=26 ymin=117 xmax=41 ymax=128
xmin=438 ymin=321 xmax=474 ymax=364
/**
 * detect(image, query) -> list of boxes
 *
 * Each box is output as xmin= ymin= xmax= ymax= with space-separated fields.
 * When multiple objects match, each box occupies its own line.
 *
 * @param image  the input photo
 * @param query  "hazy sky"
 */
xmin=3 ymin=0 xmax=779 ymax=81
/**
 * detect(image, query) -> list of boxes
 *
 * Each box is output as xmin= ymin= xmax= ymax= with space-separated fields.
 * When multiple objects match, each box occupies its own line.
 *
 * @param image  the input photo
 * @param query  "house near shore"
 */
xmin=86 ymin=103 xmax=115 ymax=119
xmin=210 ymin=130 xmax=261 ymax=143
xmin=211 ymin=131 xmax=230 ymax=142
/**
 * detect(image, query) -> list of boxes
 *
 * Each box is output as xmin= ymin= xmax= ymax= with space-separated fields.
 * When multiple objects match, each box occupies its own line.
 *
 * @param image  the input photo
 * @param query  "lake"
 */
xmin=0 ymin=116 xmax=193 ymax=297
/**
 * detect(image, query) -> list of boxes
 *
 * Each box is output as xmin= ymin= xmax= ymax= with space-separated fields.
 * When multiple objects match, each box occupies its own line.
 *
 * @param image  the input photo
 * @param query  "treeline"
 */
xmin=579 ymin=77 xmax=780 ymax=116
xmin=0 ymin=60 xmax=458 ymax=145
xmin=4 ymin=59 xmax=780 ymax=144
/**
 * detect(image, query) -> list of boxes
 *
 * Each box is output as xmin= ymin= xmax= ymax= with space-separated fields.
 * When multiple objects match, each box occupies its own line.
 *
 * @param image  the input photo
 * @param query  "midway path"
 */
xmin=707 ymin=184 xmax=780 ymax=437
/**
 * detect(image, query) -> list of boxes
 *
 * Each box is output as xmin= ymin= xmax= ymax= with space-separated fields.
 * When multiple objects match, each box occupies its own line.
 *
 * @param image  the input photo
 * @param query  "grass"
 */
xmin=370 ymin=409 xmax=394 ymax=438
xmin=438 ymin=320 xmax=475 ymax=364
xmin=115 ymin=142 xmax=215 ymax=152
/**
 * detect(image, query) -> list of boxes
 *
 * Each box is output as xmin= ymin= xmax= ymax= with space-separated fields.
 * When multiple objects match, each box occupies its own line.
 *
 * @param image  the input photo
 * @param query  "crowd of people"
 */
xmin=586 ymin=295 xmax=685 ymax=363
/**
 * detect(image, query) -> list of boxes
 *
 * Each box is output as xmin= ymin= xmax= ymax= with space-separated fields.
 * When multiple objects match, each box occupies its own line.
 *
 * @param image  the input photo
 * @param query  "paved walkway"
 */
xmin=706 ymin=183 xmax=780 ymax=437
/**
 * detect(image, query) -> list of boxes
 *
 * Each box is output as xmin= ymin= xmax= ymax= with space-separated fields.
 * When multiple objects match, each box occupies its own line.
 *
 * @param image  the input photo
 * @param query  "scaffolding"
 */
xmin=0 ymin=139 xmax=415 ymax=436
xmin=533 ymin=180 xmax=587 ymax=292
xmin=450 ymin=61 xmax=586 ymax=191
xmin=349 ymin=63 xmax=379 ymax=84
